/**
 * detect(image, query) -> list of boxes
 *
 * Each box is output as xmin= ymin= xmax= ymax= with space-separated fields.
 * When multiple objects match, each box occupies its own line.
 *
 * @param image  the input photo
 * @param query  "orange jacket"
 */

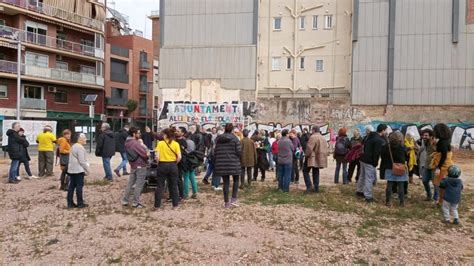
xmin=57 ymin=137 xmax=72 ymax=155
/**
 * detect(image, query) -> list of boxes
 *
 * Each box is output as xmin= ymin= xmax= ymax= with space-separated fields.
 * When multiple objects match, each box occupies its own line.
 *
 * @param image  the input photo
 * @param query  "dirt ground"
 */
xmin=0 ymin=151 xmax=473 ymax=264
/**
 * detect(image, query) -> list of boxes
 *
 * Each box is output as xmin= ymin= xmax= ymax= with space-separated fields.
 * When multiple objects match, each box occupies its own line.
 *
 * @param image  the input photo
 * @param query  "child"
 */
xmin=439 ymin=165 xmax=463 ymax=225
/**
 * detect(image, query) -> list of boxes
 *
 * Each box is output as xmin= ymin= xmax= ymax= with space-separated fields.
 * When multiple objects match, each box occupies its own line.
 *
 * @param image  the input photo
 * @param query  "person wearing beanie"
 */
xmin=439 ymin=165 xmax=463 ymax=225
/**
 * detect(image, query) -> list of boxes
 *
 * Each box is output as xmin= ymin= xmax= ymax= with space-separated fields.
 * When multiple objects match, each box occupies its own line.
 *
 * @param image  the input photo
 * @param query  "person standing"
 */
xmin=57 ymin=130 xmax=72 ymax=190
xmin=268 ymin=132 xmax=277 ymax=171
xmin=303 ymin=126 xmax=328 ymax=193
xmin=333 ymin=128 xmax=350 ymax=184
xmin=272 ymin=133 xmax=281 ymax=181
xmin=67 ymin=133 xmax=90 ymax=209
xmin=154 ymin=128 xmax=181 ymax=209
xmin=214 ymin=123 xmax=242 ymax=209
xmin=114 ymin=125 xmax=130 ymax=177
xmin=182 ymin=132 xmax=199 ymax=199
xmin=431 ymin=123 xmax=454 ymax=205
xmin=141 ymin=126 xmax=154 ymax=150
xmin=347 ymin=129 xmax=363 ymax=182
xmin=380 ymin=131 xmax=408 ymax=207
xmin=419 ymin=129 xmax=437 ymax=201
xmin=404 ymin=133 xmax=417 ymax=184
xmin=16 ymin=128 xmax=37 ymax=180
xmin=95 ymin=123 xmax=116 ymax=181
xmin=240 ymin=129 xmax=256 ymax=188
xmin=7 ymin=122 xmax=24 ymax=184
xmin=122 ymin=127 xmax=149 ymax=209
xmin=36 ymin=125 xmax=57 ymax=177
xmin=277 ymin=129 xmax=295 ymax=192
xmin=440 ymin=165 xmax=463 ymax=225
xmin=176 ymin=127 xmax=188 ymax=199
xmin=356 ymin=124 xmax=387 ymax=203
xmin=289 ymin=129 xmax=302 ymax=184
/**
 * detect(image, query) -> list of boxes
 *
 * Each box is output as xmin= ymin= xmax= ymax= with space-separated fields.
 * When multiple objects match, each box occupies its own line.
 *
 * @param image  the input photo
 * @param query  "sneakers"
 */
xmin=77 ymin=203 xmax=88 ymax=209
xmin=443 ymin=220 xmax=450 ymax=224
xmin=365 ymin=198 xmax=374 ymax=204
xmin=230 ymin=198 xmax=239 ymax=207
xmin=123 ymin=171 xmax=130 ymax=176
xmin=121 ymin=200 xmax=129 ymax=207
xmin=8 ymin=179 xmax=20 ymax=184
xmin=224 ymin=202 xmax=231 ymax=209
xmin=16 ymin=176 xmax=22 ymax=181
xmin=191 ymin=194 xmax=198 ymax=199
xmin=356 ymin=192 xmax=365 ymax=197
xmin=114 ymin=169 xmax=121 ymax=177
xmin=202 ymin=179 xmax=210 ymax=185
xmin=31 ymin=175 xmax=39 ymax=179
xmin=213 ymin=186 xmax=223 ymax=191
xmin=132 ymin=203 xmax=145 ymax=209
xmin=453 ymin=218 xmax=459 ymax=225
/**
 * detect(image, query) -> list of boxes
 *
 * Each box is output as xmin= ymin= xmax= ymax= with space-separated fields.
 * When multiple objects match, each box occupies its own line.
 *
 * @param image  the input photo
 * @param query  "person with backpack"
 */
xmin=176 ymin=127 xmax=189 ymax=200
xmin=114 ymin=125 xmax=130 ymax=178
xmin=182 ymin=132 xmax=200 ymax=199
xmin=289 ymin=129 xmax=302 ymax=184
xmin=121 ymin=127 xmax=149 ymax=209
xmin=347 ymin=128 xmax=363 ymax=183
xmin=333 ymin=128 xmax=350 ymax=184
xmin=57 ymin=130 xmax=72 ymax=190
xmin=95 ymin=123 xmax=116 ymax=181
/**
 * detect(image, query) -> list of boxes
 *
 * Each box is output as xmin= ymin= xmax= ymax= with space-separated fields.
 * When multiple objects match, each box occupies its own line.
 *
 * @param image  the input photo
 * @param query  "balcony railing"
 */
xmin=0 ymin=60 xmax=104 ymax=86
xmin=0 ymin=25 xmax=103 ymax=58
xmin=139 ymin=60 xmax=150 ymax=70
xmin=21 ymin=98 xmax=46 ymax=110
xmin=110 ymin=72 xmax=129 ymax=84
xmin=0 ymin=0 xmax=105 ymax=31
xmin=107 ymin=97 xmax=128 ymax=106
xmin=139 ymin=82 xmax=149 ymax=93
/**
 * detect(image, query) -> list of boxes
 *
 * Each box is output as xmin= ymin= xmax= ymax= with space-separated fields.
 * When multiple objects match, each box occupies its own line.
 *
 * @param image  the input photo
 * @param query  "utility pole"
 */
xmin=16 ymin=40 xmax=21 ymax=120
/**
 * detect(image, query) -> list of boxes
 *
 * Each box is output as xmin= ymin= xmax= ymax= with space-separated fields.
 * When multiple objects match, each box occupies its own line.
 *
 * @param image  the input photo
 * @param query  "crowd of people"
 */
xmin=5 ymin=121 xmax=465 ymax=224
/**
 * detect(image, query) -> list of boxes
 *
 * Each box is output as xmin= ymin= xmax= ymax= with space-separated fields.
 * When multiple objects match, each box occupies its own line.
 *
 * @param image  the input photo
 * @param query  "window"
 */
xmin=299 ymin=57 xmax=305 ymax=70
xmin=324 ymin=15 xmax=333 ymax=29
xmin=112 ymin=88 xmax=126 ymax=99
xmin=25 ymin=20 xmax=47 ymax=45
xmin=80 ymin=93 xmax=88 ymax=105
xmin=273 ymin=17 xmax=282 ymax=30
xmin=56 ymin=61 xmax=68 ymax=71
xmin=96 ymin=62 xmax=104 ymax=77
xmin=154 ymin=96 xmax=159 ymax=109
xmin=0 ymin=53 xmax=5 ymax=60
xmin=0 ymin=19 xmax=5 ymax=26
xmin=56 ymin=31 xmax=66 ymax=47
xmin=0 ymin=84 xmax=7 ymax=98
xmin=299 ymin=16 xmax=305 ymax=30
xmin=110 ymin=59 xmax=129 ymax=83
xmin=23 ymin=85 xmax=42 ymax=99
xmin=271 ymin=57 xmax=281 ymax=71
xmin=140 ymin=51 xmax=148 ymax=62
xmin=54 ymin=91 xmax=67 ymax=103
xmin=139 ymin=97 xmax=147 ymax=116
xmin=286 ymin=57 xmax=292 ymax=70
xmin=316 ymin=59 xmax=324 ymax=72
xmin=95 ymin=33 xmax=104 ymax=50
xmin=80 ymin=65 xmax=96 ymax=75
xmin=25 ymin=52 xmax=48 ymax=67
xmin=81 ymin=39 xmax=94 ymax=54
xmin=312 ymin=15 xmax=318 ymax=29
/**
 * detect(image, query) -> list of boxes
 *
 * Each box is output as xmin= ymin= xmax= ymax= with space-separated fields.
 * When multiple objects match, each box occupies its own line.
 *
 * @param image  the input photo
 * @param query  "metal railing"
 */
xmin=139 ymin=60 xmax=150 ymax=70
xmin=110 ymin=72 xmax=129 ymax=84
xmin=0 ymin=60 xmax=103 ymax=86
xmin=0 ymin=25 xmax=102 ymax=58
xmin=139 ymin=82 xmax=149 ymax=92
xmin=21 ymin=98 xmax=46 ymax=110
xmin=107 ymin=97 xmax=128 ymax=106
xmin=0 ymin=0 xmax=105 ymax=31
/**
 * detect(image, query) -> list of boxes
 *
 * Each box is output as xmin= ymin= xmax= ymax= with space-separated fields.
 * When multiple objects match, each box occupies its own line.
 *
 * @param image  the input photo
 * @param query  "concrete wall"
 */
xmin=352 ymin=0 xmax=474 ymax=105
xmin=257 ymin=0 xmax=353 ymax=98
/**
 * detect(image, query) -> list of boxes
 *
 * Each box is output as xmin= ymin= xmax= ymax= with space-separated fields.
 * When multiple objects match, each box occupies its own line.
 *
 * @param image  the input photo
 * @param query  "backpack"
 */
xmin=126 ymin=148 xmax=140 ymax=162
xmin=334 ymin=137 xmax=349 ymax=156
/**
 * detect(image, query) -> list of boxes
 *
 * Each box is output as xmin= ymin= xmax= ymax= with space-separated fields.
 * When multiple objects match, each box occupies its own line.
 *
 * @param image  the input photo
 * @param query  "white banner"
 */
xmin=167 ymin=103 xmax=244 ymax=124
xmin=2 ymin=120 xmax=57 ymax=146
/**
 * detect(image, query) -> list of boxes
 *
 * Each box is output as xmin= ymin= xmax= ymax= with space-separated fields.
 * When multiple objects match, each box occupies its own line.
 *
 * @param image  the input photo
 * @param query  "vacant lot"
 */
xmin=0 ymin=151 xmax=473 ymax=264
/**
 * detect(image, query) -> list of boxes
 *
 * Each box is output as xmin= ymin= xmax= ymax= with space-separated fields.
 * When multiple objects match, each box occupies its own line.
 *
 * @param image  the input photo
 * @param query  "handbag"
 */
xmin=388 ymin=144 xmax=407 ymax=176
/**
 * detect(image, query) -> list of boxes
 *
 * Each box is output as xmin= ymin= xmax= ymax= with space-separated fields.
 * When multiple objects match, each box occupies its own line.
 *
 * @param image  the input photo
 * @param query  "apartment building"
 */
xmin=0 ymin=0 xmax=106 ymax=132
xmin=105 ymin=21 xmax=154 ymax=130
xmin=257 ymin=0 xmax=353 ymax=98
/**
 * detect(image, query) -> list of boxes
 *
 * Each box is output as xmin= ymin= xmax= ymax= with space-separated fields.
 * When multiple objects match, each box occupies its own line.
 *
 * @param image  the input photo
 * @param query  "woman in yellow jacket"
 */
xmin=430 ymin=124 xmax=454 ymax=205
xmin=57 ymin=130 xmax=72 ymax=191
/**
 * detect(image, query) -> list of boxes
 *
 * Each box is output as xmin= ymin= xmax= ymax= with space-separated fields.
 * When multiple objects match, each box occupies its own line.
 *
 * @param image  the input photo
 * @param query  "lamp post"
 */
xmin=85 ymin=94 xmax=98 ymax=153
xmin=16 ymin=40 xmax=21 ymax=120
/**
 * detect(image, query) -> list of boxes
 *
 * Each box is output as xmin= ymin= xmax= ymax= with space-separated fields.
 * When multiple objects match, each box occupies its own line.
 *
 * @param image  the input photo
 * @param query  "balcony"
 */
xmin=21 ymin=98 xmax=46 ymax=110
xmin=0 ymin=0 xmax=104 ymax=31
xmin=110 ymin=45 xmax=129 ymax=58
xmin=107 ymin=97 xmax=128 ymax=106
xmin=139 ymin=82 xmax=149 ymax=93
xmin=110 ymin=72 xmax=129 ymax=84
xmin=0 ymin=60 xmax=104 ymax=87
xmin=0 ymin=25 xmax=103 ymax=59
xmin=139 ymin=60 xmax=150 ymax=71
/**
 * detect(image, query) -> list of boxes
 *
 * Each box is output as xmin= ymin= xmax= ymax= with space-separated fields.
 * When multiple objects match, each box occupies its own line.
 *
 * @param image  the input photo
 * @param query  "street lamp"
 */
xmin=84 ymin=94 xmax=98 ymax=153
xmin=0 ymin=31 xmax=22 ymax=120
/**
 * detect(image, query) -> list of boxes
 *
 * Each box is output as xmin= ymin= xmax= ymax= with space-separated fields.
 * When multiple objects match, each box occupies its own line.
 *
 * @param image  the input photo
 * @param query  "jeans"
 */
xmin=123 ymin=167 xmax=147 ymax=205
xmin=155 ymin=162 xmax=180 ymax=208
xmin=102 ymin=157 xmax=113 ymax=180
xmin=348 ymin=159 xmax=361 ymax=182
xmin=357 ymin=161 xmax=377 ymax=200
xmin=268 ymin=153 xmax=275 ymax=169
xmin=67 ymin=172 xmax=85 ymax=207
xmin=278 ymin=163 xmax=293 ymax=192
xmin=38 ymin=151 xmax=54 ymax=176
xmin=222 ymin=175 xmax=239 ymax=203
xmin=212 ymin=175 xmax=222 ymax=188
xmin=291 ymin=156 xmax=299 ymax=182
xmin=9 ymin=160 xmax=20 ymax=181
xmin=241 ymin=167 xmax=253 ymax=185
xmin=183 ymin=170 xmax=198 ymax=198
xmin=302 ymin=160 xmax=320 ymax=192
xmin=203 ymin=161 xmax=214 ymax=181
xmin=442 ymin=201 xmax=459 ymax=221
xmin=115 ymin=152 xmax=128 ymax=173
xmin=386 ymin=181 xmax=404 ymax=204
xmin=17 ymin=160 xmax=33 ymax=177
xmin=334 ymin=161 xmax=348 ymax=184
xmin=422 ymin=168 xmax=437 ymax=199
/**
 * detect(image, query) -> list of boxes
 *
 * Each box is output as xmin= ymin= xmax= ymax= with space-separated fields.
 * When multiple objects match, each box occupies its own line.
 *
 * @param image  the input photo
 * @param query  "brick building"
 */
xmin=104 ymin=21 xmax=154 ymax=130
xmin=0 ymin=0 xmax=106 ymax=133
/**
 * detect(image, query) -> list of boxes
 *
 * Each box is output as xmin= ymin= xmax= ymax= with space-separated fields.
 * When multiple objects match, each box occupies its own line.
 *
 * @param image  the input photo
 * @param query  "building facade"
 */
xmin=105 ymin=21 xmax=154 ymax=130
xmin=352 ymin=0 xmax=474 ymax=105
xmin=0 ymin=0 xmax=106 ymax=132
xmin=257 ymin=0 xmax=353 ymax=98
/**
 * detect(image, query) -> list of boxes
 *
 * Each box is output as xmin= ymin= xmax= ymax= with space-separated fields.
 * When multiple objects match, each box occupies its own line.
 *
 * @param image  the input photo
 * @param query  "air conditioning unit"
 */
xmin=47 ymin=86 xmax=57 ymax=93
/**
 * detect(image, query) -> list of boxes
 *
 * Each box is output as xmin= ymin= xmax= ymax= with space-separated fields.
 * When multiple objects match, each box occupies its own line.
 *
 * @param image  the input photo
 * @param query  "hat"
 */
xmin=447 ymin=165 xmax=461 ymax=178
xmin=44 ymin=125 xmax=52 ymax=130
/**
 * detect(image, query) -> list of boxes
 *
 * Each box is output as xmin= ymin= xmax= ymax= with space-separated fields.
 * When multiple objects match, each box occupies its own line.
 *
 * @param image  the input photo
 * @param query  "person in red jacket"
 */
xmin=272 ymin=133 xmax=281 ymax=181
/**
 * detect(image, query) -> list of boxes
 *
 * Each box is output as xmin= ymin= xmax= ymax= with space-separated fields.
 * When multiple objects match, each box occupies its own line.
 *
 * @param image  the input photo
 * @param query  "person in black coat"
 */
xmin=7 ymin=122 xmax=25 ymax=183
xmin=214 ymin=123 xmax=242 ymax=208
xmin=95 ymin=123 xmax=116 ymax=181
xmin=16 ymin=128 xmax=36 ymax=180
xmin=142 ymin=126 xmax=154 ymax=150
xmin=113 ymin=125 xmax=129 ymax=177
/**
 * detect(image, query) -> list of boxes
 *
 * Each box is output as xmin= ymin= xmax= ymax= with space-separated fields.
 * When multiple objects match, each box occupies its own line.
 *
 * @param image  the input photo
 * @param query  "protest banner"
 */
xmin=1 ymin=120 xmax=57 ymax=146
xmin=167 ymin=103 xmax=244 ymax=125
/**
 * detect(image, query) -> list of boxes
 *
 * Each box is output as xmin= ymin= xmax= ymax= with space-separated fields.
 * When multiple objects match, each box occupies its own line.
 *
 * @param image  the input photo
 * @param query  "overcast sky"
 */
xmin=109 ymin=0 xmax=159 ymax=39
